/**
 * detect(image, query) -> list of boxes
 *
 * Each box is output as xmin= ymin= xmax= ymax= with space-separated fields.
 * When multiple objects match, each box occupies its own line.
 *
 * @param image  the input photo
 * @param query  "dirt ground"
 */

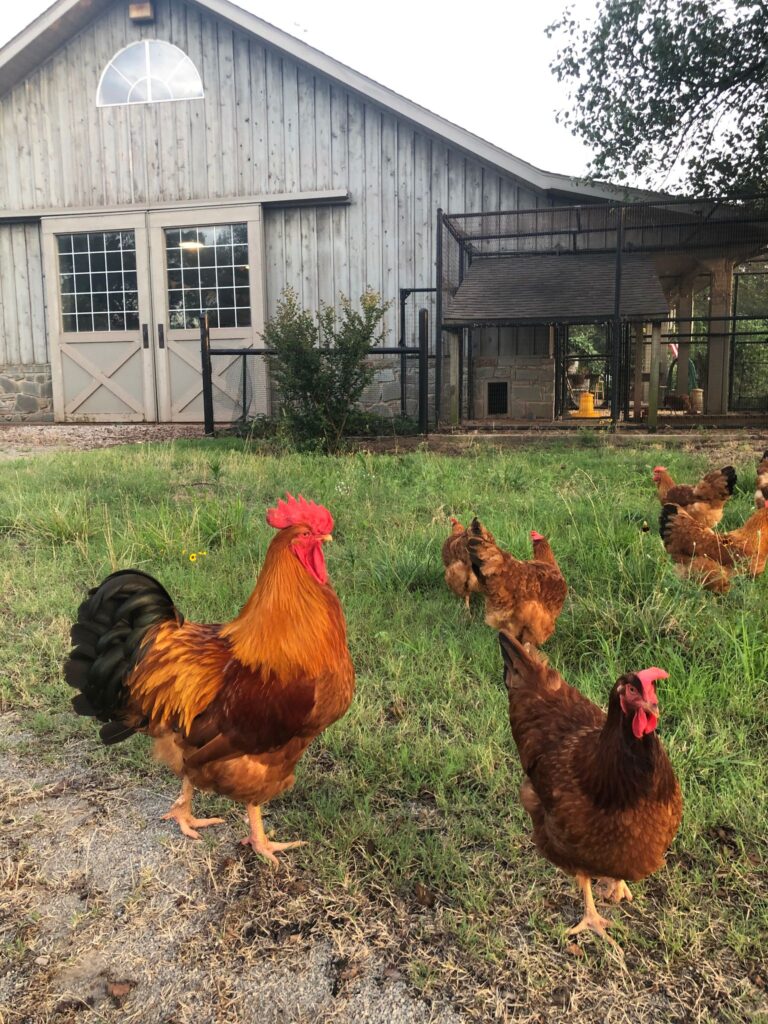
xmin=0 ymin=714 xmax=460 ymax=1024
xmin=1 ymin=421 xmax=767 ymax=462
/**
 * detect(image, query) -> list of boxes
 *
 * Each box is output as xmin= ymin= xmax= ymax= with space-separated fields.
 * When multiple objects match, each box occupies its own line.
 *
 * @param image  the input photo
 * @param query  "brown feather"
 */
xmin=468 ymin=524 xmax=567 ymax=647
xmin=660 ymin=503 xmax=768 ymax=591
xmin=499 ymin=635 xmax=682 ymax=884
xmin=653 ymin=466 xmax=736 ymax=528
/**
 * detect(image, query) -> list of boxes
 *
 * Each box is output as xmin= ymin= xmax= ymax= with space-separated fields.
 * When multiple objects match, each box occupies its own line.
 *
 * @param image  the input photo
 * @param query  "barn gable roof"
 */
xmin=0 ymin=0 xmax=630 ymax=203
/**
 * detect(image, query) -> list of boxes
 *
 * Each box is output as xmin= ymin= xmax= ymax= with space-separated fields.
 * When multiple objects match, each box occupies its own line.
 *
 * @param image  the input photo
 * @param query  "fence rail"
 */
xmin=199 ymin=310 xmax=431 ymax=437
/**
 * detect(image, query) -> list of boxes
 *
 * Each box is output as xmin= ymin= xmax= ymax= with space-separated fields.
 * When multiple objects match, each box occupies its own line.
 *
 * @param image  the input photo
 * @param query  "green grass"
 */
xmin=1 ymin=437 xmax=767 ymax=1018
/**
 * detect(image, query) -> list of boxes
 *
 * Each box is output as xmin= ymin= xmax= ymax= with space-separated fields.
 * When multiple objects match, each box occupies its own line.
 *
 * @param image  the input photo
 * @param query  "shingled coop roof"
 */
xmin=442 ymin=252 xmax=669 ymax=327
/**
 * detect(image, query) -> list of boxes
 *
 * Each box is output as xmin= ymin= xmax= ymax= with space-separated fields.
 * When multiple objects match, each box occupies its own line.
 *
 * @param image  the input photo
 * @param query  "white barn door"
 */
xmin=43 ymin=214 xmax=157 ymax=422
xmin=43 ymin=205 xmax=267 ymax=423
xmin=148 ymin=206 xmax=268 ymax=423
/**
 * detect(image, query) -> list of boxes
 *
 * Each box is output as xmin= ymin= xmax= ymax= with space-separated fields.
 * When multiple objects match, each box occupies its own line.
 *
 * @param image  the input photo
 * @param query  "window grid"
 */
xmin=97 ymin=40 xmax=204 ymax=108
xmin=165 ymin=223 xmax=251 ymax=330
xmin=58 ymin=231 xmax=139 ymax=333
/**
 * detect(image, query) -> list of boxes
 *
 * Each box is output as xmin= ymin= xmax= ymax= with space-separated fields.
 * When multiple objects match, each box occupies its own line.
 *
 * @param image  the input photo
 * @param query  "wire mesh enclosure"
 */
xmin=437 ymin=196 xmax=768 ymax=424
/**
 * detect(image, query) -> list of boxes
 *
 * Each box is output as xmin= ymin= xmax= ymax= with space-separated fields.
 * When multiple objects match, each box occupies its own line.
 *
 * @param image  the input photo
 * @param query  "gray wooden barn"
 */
xmin=0 ymin=0 xmax=620 ymax=424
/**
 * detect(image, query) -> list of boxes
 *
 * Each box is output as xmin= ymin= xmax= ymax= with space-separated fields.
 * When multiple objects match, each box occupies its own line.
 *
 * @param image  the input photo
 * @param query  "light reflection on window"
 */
xmin=97 ymin=41 xmax=204 ymax=107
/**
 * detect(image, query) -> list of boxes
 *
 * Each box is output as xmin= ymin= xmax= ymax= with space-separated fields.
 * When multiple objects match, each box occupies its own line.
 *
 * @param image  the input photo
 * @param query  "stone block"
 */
xmin=15 ymin=393 xmax=40 ymax=413
xmin=0 ymin=376 xmax=18 ymax=393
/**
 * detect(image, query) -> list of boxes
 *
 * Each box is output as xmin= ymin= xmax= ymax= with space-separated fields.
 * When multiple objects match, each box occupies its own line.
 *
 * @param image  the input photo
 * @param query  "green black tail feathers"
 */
xmin=65 ymin=570 xmax=182 ymax=745
xmin=467 ymin=518 xmax=487 ymax=582
xmin=659 ymin=503 xmax=679 ymax=546
xmin=720 ymin=465 xmax=737 ymax=495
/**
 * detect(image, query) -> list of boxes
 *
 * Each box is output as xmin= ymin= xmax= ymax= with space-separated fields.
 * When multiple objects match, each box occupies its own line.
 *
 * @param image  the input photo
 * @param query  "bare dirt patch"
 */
xmin=0 ymin=425 xmax=205 ymax=461
xmin=0 ymin=713 xmax=458 ymax=1024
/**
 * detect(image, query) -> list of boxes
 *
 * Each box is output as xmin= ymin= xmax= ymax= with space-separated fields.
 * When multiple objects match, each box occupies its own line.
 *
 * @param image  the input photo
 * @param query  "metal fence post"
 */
xmin=200 ymin=314 xmax=215 ymax=436
xmin=435 ymin=209 xmax=443 ymax=426
xmin=418 ymin=307 xmax=429 ymax=435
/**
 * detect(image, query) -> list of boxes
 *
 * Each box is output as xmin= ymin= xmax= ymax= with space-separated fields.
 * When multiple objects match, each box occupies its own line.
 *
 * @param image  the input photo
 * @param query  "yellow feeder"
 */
xmin=569 ymin=390 xmax=601 ymax=418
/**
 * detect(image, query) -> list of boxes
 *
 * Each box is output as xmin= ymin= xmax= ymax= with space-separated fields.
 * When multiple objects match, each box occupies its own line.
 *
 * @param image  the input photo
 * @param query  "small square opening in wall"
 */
xmin=487 ymin=381 xmax=508 ymax=415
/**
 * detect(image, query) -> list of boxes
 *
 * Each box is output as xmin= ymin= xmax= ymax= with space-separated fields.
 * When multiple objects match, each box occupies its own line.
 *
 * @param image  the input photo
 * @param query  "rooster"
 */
xmin=499 ymin=634 xmax=682 ymax=941
xmin=659 ymin=502 xmax=768 ymax=593
xmin=467 ymin=520 xmax=567 ymax=649
xmin=441 ymin=516 xmax=494 ymax=610
xmin=65 ymin=494 xmax=355 ymax=864
xmin=651 ymin=464 xmax=736 ymax=528
xmin=755 ymin=450 xmax=768 ymax=509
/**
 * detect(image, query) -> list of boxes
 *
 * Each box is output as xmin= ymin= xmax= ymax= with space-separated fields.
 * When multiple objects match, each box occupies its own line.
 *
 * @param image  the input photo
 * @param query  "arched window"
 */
xmin=97 ymin=40 xmax=204 ymax=107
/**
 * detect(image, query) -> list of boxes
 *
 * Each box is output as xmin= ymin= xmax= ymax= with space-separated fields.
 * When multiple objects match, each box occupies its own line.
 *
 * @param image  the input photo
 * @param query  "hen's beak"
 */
xmin=639 ymin=700 xmax=659 ymax=716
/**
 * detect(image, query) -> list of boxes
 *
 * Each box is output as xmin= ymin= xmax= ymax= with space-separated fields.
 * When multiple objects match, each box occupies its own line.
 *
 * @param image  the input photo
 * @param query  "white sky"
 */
xmin=0 ymin=0 xmax=601 ymax=179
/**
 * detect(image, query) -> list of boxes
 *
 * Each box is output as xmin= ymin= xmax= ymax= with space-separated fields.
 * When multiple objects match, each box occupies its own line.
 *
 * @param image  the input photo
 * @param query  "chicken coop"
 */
xmin=437 ymin=196 xmax=768 ymax=427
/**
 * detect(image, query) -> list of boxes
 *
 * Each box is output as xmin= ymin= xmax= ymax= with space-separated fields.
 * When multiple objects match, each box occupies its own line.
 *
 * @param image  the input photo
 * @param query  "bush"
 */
xmin=263 ymin=289 xmax=389 ymax=453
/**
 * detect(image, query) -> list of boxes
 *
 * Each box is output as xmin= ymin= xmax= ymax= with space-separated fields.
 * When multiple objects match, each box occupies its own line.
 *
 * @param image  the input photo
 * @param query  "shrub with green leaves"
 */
xmin=263 ymin=288 xmax=389 ymax=453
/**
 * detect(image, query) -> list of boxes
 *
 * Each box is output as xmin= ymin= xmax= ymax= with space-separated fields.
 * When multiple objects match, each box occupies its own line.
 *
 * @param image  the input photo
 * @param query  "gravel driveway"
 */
xmin=0 ymin=424 xmax=206 ymax=460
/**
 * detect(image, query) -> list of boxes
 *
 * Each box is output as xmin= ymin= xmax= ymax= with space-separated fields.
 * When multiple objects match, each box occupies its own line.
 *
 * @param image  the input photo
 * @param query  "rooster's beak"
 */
xmin=321 ymin=534 xmax=333 ymax=543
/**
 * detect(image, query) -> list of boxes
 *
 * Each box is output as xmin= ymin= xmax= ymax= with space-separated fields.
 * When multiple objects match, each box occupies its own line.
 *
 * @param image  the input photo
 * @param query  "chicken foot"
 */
xmin=597 ymin=878 xmax=633 ymax=903
xmin=567 ymin=874 xmax=620 ymax=947
xmin=162 ymin=778 xmax=226 ymax=840
xmin=241 ymin=804 xmax=306 ymax=866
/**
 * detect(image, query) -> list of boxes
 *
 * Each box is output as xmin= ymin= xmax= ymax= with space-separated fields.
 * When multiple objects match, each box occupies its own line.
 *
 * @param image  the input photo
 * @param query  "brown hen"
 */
xmin=467 ymin=519 xmax=567 ymax=649
xmin=755 ymin=450 xmax=768 ymax=509
xmin=659 ymin=502 xmax=768 ymax=593
xmin=652 ymin=464 xmax=736 ymax=528
xmin=499 ymin=634 xmax=682 ymax=942
xmin=441 ymin=516 xmax=494 ymax=610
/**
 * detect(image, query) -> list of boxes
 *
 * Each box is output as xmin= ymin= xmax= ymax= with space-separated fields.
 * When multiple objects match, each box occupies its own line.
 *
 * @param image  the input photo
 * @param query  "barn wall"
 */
xmin=0 ymin=222 xmax=52 ymax=419
xmin=0 ymin=0 xmax=548 ymax=351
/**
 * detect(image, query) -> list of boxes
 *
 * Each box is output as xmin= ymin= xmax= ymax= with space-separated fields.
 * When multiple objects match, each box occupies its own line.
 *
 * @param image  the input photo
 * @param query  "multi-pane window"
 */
xmin=58 ymin=232 xmax=139 ymax=333
xmin=165 ymin=224 xmax=251 ymax=329
xmin=97 ymin=41 xmax=204 ymax=107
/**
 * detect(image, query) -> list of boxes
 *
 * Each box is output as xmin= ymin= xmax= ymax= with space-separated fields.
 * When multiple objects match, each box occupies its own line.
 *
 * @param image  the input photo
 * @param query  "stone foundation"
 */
xmin=473 ymin=356 xmax=554 ymax=420
xmin=0 ymin=363 xmax=54 ymax=422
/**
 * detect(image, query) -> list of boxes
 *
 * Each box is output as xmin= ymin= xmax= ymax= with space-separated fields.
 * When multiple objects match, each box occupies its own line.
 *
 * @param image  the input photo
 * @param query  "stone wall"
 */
xmin=473 ymin=355 xmax=554 ymax=420
xmin=360 ymin=356 xmax=435 ymax=420
xmin=0 ymin=363 xmax=54 ymax=422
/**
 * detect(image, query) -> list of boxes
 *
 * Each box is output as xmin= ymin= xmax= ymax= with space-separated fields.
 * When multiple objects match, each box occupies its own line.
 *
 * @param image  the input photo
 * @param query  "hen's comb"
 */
xmin=634 ymin=667 xmax=668 ymax=701
xmin=653 ymin=465 xmax=667 ymax=474
xmin=450 ymin=516 xmax=461 ymax=527
xmin=266 ymin=493 xmax=334 ymax=534
xmin=530 ymin=530 xmax=545 ymax=542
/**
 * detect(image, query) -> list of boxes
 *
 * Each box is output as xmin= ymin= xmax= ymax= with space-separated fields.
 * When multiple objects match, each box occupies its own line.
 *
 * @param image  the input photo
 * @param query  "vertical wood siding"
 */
xmin=1 ymin=0 xmax=553 ymax=355
xmin=0 ymin=224 xmax=47 ymax=364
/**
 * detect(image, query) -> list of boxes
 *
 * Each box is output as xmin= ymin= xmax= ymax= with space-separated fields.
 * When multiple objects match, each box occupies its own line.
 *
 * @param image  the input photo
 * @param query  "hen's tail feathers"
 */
xmin=659 ymin=503 xmax=681 ymax=549
xmin=65 ymin=570 xmax=182 ymax=744
xmin=720 ymin=465 xmax=737 ymax=495
xmin=467 ymin=518 xmax=492 ymax=582
xmin=498 ymin=632 xmax=547 ymax=692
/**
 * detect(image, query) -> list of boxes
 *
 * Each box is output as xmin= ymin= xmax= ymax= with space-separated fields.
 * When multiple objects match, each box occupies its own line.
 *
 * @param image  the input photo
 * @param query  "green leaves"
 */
xmin=548 ymin=0 xmax=768 ymax=195
xmin=263 ymin=288 xmax=389 ymax=453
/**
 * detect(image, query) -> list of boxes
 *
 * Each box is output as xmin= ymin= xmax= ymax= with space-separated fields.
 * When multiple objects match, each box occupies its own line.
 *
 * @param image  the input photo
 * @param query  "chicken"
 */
xmin=498 ymin=633 xmax=682 ymax=942
xmin=65 ymin=494 xmax=355 ymax=864
xmin=754 ymin=450 xmax=768 ymax=509
xmin=659 ymin=502 xmax=768 ymax=594
xmin=467 ymin=520 xmax=567 ymax=649
xmin=441 ymin=516 xmax=494 ymax=610
xmin=651 ymin=464 xmax=736 ymax=528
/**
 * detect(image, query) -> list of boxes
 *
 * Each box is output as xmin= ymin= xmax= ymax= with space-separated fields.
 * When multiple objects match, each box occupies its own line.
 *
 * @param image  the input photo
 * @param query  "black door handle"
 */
xmin=142 ymin=323 xmax=149 ymax=348
xmin=157 ymin=324 xmax=165 ymax=349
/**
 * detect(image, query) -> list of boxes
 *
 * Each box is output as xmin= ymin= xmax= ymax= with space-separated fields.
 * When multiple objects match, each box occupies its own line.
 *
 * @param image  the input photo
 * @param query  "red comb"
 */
xmin=653 ymin=465 xmax=667 ymax=473
xmin=450 ymin=516 xmax=460 ymax=527
xmin=634 ymin=667 xmax=667 ymax=703
xmin=530 ymin=530 xmax=545 ymax=541
xmin=266 ymin=493 xmax=334 ymax=534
